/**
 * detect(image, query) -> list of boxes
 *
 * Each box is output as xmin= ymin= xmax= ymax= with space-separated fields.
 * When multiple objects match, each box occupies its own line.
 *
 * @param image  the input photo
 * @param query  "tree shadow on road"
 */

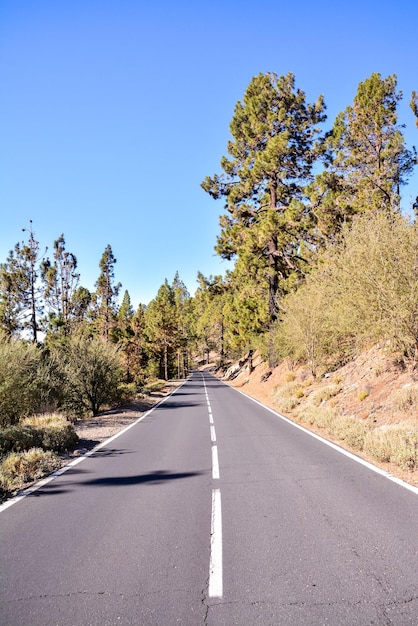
xmin=30 ymin=469 xmax=206 ymax=497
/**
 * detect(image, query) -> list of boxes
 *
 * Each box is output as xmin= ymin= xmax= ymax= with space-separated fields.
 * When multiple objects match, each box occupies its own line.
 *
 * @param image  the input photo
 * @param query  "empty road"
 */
xmin=1 ymin=371 xmax=418 ymax=625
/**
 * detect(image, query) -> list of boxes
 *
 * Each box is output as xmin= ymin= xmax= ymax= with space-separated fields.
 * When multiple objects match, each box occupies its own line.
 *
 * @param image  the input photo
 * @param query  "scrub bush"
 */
xmin=51 ymin=336 xmax=125 ymax=417
xmin=0 ymin=339 xmax=42 ymax=427
xmin=0 ymin=414 xmax=78 ymax=454
xmin=0 ymin=448 xmax=60 ymax=492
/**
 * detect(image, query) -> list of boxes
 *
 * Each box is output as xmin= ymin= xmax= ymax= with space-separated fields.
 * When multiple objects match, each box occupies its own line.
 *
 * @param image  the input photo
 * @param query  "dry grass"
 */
xmin=0 ymin=448 xmax=60 ymax=493
xmin=273 ymin=382 xmax=305 ymax=412
xmin=364 ymin=424 xmax=418 ymax=470
xmin=308 ymin=384 xmax=342 ymax=407
xmin=0 ymin=414 xmax=78 ymax=454
xmin=393 ymin=384 xmax=418 ymax=415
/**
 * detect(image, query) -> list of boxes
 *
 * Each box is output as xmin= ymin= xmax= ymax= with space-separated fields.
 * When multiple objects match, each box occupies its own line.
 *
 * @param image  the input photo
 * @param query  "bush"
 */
xmin=309 ymin=384 xmax=342 ymax=407
xmin=273 ymin=382 xmax=305 ymax=412
xmin=21 ymin=415 xmax=78 ymax=451
xmin=0 ymin=339 xmax=43 ymax=427
xmin=52 ymin=336 xmax=125 ymax=417
xmin=0 ymin=414 xmax=78 ymax=454
xmin=143 ymin=379 xmax=167 ymax=394
xmin=363 ymin=428 xmax=393 ymax=463
xmin=275 ymin=213 xmax=418 ymax=369
xmin=0 ymin=448 xmax=61 ymax=492
xmin=117 ymin=382 xmax=138 ymax=403
xmin=364 ymin=425 xmax=418 ymax=470
xmin=332 ymin=416 xmax=371 ymax=451
xmin=297 ymin=406 xmax=339 ymax=430
xmin=0 ymin=424 xmax=42 ymax=454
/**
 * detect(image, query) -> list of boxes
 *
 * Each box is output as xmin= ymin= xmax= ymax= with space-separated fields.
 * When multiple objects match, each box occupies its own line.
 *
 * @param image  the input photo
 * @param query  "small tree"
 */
xmin=56 ymin=335 xmax=124 ymax=417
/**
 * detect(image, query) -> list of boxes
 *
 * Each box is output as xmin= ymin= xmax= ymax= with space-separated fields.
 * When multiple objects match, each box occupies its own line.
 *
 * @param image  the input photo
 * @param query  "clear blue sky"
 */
xmin=1 ymin=0 xmax=417 ymax=308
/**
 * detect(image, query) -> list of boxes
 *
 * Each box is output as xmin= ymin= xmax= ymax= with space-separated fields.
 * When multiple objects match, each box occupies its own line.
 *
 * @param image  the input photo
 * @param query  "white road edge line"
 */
xmin=209 ymin=487 xmax=223 ymax=599
xmin=211 ymin=374 xmax=418 ymax=496
xmin=0 ymin=380 xmax=188 ymax=514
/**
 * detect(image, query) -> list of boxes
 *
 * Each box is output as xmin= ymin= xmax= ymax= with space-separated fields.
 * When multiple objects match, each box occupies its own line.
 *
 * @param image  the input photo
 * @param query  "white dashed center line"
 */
xmin=201 ymin=373 xmax=223 ymax=599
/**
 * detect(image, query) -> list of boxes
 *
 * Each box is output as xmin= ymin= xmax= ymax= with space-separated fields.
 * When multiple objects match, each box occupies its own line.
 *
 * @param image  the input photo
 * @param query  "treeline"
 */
xmin=0 ymin=225 xmax=195 ymax=424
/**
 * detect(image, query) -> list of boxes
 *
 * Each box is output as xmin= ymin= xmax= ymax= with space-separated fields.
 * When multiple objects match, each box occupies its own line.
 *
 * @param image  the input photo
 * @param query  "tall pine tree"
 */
xmin=202 ymin=72 xmax=326 ymax=328
xmin=41 ymin=234 xmax=80 ymax=336
xmin=94 ymin=245 xmax=121 ymax=340
xmin=309 ymin=73 xmax=416 ymax=240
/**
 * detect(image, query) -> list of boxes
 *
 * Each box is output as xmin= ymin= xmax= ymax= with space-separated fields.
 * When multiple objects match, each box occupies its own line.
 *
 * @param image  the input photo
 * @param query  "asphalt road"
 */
xmin=1 ymin=371 xmax=418 ymax=625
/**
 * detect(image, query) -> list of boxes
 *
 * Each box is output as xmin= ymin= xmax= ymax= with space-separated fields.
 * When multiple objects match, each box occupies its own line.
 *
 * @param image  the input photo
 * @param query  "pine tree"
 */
xmin=193 ymin=273 xmax=227 ymax=365
xmin=309 ymin=73 xmax=416 ymax=241
xmin=94 ymin=245 xmax=121 ymax=340
xmin=41 ymin=234 xmax=80 ymax=336
xmin=202 ymin=72 xmax=326 ymax=330
xmin=0 ymin=221 xmax=44 ymax=341
xmin=171 ymin=272 xmax=192 ymax=377
xmin=145 ymin=279 xmax=177 ymax=380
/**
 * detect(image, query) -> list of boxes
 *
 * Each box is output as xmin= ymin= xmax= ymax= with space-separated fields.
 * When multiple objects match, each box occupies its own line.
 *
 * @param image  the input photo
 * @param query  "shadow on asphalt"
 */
xmin=82 ymin=469 xmax=205 ymax=487
xmin=31 ymin=469 xmax=206 ymax=497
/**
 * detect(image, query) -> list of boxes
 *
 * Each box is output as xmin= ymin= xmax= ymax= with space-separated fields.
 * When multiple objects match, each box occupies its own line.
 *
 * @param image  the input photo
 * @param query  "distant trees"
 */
xmin=144 ymin=274 xmax=193 ymax=380
xmin=411 ymin=91 xmax=418 ymax=127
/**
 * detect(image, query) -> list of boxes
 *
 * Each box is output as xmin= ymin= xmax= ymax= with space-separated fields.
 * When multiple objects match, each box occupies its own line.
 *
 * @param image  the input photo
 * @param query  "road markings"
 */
xmin=201 ymin=372 xmax=224 ymax=599
xmin=0 ymin=381 xmax=187 ymax=514
xmin=209 ymin=487 xmax=223 ymax=598
xmin=212 ymin=446 xmax=220 ymax=479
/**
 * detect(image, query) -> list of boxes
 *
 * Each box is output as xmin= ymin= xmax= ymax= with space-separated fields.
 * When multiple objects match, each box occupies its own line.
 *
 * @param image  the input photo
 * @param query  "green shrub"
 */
xmin=275 ymin=213 xmax=418 ymax=370
xmin=0 ymin=424 xmax=42 ymax=454
xmin=143 ymin=379 xmax=166 ymax=394
xmin=116 ymin=382 xmax=138 ymax=404
xmin=0 ymin=414 xmax=78 ymax=454
xmin=21 ymin=415 xmax=78 ymax=451
xmin=0 ymin=339 xmax=42 ymax=427
xmin=51 ymin=336 xmax=125 ymax=417
xmin=0 ymin=448 xmax=61 ymax=492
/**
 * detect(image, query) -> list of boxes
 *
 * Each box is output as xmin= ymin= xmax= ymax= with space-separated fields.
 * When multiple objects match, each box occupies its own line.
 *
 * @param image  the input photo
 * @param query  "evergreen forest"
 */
xmin=1 ymin=71 xmax=418 ymax=494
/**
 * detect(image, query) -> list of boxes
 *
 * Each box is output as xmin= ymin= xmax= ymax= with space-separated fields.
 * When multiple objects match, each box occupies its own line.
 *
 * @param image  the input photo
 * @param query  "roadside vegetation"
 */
xmin=1 ymin=70 xmax=418 ymax=497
